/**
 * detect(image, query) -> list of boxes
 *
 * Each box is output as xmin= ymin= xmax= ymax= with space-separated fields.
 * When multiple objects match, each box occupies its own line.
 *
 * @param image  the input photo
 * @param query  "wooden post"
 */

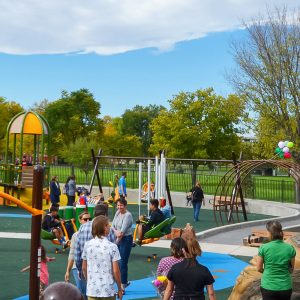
xmin=29 ymin=165 xmax=44 ymax=300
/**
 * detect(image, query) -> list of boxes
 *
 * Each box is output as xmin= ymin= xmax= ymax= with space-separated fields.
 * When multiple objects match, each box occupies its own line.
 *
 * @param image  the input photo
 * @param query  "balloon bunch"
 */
xmin=275 ymin=141 xmax=294 ymax=158
xmin=152 ymin=275 xmax=168 ymax=296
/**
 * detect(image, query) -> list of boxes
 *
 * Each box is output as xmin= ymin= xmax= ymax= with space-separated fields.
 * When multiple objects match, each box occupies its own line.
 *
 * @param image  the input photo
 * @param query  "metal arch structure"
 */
xmin=213 ymin=159 xmax=300 ymax=225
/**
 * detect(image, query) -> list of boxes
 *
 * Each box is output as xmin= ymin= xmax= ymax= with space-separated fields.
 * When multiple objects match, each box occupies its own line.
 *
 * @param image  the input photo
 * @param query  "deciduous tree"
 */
xmin=150 ymin=88 xmax=246 ymax=184
xmin=230 ymin=7 xmax=300 ymax=158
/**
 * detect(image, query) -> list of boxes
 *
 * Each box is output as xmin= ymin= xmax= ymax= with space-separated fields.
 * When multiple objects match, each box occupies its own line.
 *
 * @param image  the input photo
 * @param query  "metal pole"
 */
xmin=147 ymin=160 xmax=151 ymax=214
xmin=29 ymin=165 xmax=44 ymax=300
xmin=154 ymin=156 xmax=159 ymax=198
xmin=138 ymin=162 xmax=142 ymax=217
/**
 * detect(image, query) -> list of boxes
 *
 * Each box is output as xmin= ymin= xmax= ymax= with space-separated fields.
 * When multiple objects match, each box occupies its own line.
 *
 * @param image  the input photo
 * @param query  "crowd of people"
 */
xmin=41 ymin=174 xmax=297 ymax=300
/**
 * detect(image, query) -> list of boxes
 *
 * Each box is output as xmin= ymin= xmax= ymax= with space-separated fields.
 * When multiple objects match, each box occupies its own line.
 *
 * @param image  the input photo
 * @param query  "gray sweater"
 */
xmin=67 ymin=179 xmax=76 ymax=196
xmin=112 ymin=210 xmax=133 ymax=236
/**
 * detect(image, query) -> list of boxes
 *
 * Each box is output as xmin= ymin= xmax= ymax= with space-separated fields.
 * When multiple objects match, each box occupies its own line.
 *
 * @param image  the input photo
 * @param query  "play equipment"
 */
xmin=132 ymin=216 xmax=176 ymax=245
xmin=0 ymin=111 xmax=50 ymax=206
xmin=213 ymin=157 xmax=300 ymax=225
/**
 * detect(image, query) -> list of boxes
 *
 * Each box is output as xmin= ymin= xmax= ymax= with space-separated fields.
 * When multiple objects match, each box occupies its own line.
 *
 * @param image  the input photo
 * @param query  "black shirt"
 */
xmin=191 ymin=186 xmax=204 ymax=203
xmin=148 ymin=208 xmax=164 ymax=227
xmin=42 ymin=214 xmax=60 ymax=231
xmin=167 ymin=259 xmax=215 ymax=300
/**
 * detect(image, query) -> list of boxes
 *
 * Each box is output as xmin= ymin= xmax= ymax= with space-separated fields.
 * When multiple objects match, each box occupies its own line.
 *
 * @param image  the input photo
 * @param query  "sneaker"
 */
xmin=62 ymin=242 xmax=68 ymax=249
xmin=122 ymin=281 xmax=131 ymax=289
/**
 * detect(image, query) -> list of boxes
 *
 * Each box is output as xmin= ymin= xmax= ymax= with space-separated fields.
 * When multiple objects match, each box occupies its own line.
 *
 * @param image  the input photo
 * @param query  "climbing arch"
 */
xmin=213 ymin=160 xmax=300 ymax=225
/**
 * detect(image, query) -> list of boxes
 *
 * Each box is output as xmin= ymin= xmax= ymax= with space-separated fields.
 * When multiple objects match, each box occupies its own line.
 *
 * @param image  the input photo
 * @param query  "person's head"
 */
xmin=79 ymin=212 xmax=91 ymax=225
xmin=122 ymin=172 xmax=127 ymax=178
xmin=41 ymin=245 xmax=47 ymax=262
xmin=117 ymin=199 xmax=127 ymax=213
xmin=52 ymin=175 xmax=58 ymax=181
xmin=92 ymin=215 xmax=110 ymax=238
xmin=150 ymin=199 xmax=159 ymax=211
xmin=70 ymin=175 xmax=75 ymax=180
xmin=195 ymin=181 xmax=201 ymax=187
xmin=49 ymin=206 xmax=58 ymax=216
xmin=94 ymin=203 xmax=108 ymax=217
xmin=266 ymin=220 xmax=283 ymax=240
xmin=185 ymin=238 xmax=202 ymax=259
xmin=170 ymin=237 xmax=187 ymax=258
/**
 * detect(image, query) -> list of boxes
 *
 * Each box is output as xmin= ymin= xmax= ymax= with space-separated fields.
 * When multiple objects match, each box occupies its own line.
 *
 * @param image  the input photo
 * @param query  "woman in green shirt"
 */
xmin=257 ymin=220 xmax=296 ymax=300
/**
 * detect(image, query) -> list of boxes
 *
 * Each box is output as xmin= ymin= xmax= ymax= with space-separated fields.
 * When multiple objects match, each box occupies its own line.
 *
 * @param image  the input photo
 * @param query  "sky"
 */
xmin=0 ymin=0 xmax=298 ymax=117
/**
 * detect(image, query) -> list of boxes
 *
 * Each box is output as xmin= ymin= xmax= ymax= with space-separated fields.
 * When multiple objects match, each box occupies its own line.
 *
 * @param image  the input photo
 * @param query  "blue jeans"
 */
xmin=72 ymin=268 xmax=86 ymax=298
xmin=192 ymin=201 xmax=202 ymax=221
xmin=118 ymin=235 xmax=133 ymax=285
xmin=78 ymin=271 xmax=87 ymax=300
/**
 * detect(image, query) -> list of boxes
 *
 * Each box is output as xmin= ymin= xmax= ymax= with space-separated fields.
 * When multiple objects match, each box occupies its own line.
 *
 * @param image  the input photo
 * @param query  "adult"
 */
xmin=42 ymin=206 xmax=67 ymax=248
xmin=65 ymin=212 xmax=91 ymax=298
xmin=74 ymin=203 xmax=116 ymax=297
xmin=82 ymin=215 xmax=123 ymax=300
xmin=136 ymin=199 xmax=164 ymax=244
xmin=257 ymin=220 xmax=296 ymax=300
xmin=50 ymin=175 xmax=61 ymax=205
xmin=164 ymin=239 xmax=216 ymax=300
xmin=118 ymin=172 xmax=127 ymax=201
xmin=112 ymin=199 xmax=133 ymax=293
xmin=190 ymin=181 xmax=204 ymax=222
xmin=66 ymin=175 xmax=76 ymax=206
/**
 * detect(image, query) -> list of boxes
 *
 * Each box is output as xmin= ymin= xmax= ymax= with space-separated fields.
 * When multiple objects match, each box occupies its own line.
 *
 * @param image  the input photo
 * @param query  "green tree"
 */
xmin=230 ymin=7 xmax=300 ymax=158
xmin=150 ymin=88 xmax=246 ymax=184
xmin=60 ymin=137 xmax=99 ymax=184
xmin=120 ymin=105 xmax=165 ymax=156
xmin=0 ymin=97 xmax=23 ymax=158
xmin=100 ymin=116 xmax=143 ymax=157
xmin=44 ymin=89 xmax=103 ymax=154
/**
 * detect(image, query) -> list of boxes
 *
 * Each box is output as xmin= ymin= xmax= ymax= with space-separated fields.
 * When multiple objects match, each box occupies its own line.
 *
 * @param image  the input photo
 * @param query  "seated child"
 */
xmin=136 ymin=199 xmax=164 ymax=244
xmin=42 ymin=206 xmax=67 ymax=249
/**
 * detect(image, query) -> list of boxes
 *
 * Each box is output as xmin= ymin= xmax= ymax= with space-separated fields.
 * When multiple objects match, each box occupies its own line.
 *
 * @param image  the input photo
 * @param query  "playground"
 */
xmin=0 ymin=111 xmax=300 ymax=299
xmin=0 ymin=202 xmax=275 ymax=300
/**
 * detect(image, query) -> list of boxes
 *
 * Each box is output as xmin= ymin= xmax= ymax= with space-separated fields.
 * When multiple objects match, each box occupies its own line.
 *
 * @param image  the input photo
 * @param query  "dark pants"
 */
xmin=118 ymin=235 xmax=133 ymax=285
xmin=261 ymin=287 xmax=292 ymax=300
xmin=67 ymin=195 xmax=75 ymax=206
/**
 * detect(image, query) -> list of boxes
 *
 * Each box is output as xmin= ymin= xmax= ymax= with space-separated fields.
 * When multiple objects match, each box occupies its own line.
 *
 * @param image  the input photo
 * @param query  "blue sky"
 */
xmin=0 ymin=30 xmax=244 ymax=116
xmin=0 ymin=0 xmax=298 ymax=117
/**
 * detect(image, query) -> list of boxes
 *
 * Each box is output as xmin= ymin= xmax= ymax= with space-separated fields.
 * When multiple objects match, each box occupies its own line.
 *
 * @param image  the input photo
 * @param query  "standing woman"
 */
xmin=164 ymin=238 xmax=216 ymax=300
xmin=50 ymin=176 xmax=61 ymax=206
xmin=257 ymin=221 xmax=296 ymax=300
xmin=191 ymin=181 xmax=204 ymax=222
xmin=112 ymin=199 xmax=133 ymax=294
xmin=67 ymin=175 xmax=76 ymax=206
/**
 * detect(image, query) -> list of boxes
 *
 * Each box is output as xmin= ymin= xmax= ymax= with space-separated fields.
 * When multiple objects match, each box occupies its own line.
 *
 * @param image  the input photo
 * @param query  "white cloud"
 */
xmin=0 ymin=0 xmax=298 ymax=55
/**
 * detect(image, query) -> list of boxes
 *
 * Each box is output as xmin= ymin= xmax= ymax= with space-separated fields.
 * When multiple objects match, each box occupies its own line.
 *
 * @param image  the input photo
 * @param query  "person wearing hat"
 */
xmin=74 ymin=203 xmax=116 ymax=299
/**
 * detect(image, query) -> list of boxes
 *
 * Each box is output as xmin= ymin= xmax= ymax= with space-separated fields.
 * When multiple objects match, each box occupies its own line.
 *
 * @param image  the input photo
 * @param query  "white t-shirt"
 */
xmin=82 ymin=236 xmax=121 ymax=297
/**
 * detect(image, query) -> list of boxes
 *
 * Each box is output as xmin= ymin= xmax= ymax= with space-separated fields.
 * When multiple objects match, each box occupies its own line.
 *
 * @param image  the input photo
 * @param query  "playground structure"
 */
xmin=0 ymin=166 xmax=45 ymax=300
xmin=0 ymin=111 xmax=50 ymax=206
xmin=89 ymin=149 xmax=177 ymax=244
xmin=213 ymin=159 xmax=300 ymax=225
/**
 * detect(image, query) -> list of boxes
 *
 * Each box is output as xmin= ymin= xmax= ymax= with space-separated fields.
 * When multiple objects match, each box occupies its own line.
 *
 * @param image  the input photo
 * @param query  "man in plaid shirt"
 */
xmin=74 ymin=203 xmax=116 ymax=298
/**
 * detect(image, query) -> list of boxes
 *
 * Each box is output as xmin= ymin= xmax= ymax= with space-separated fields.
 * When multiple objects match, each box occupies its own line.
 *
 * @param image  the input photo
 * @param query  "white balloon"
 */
xmin=278 ymin=141 xmax=285 ymax=149
xmin=284 ymin=140 xmax=289 ymax=146
xmin=283 ymin=147 xmax=290 ymax=153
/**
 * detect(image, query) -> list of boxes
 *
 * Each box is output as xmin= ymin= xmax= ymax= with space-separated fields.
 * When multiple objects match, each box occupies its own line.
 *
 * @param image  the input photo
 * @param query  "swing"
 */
xmin=133 ymin=216 xmax=176 ymax=245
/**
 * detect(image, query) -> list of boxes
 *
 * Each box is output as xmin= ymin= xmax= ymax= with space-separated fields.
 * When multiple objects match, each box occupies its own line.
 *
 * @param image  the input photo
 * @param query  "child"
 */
xmin=42 ymin=206 xmax=68 ymax=249
xmin=21 ymin=245 xmax=55 ymax=294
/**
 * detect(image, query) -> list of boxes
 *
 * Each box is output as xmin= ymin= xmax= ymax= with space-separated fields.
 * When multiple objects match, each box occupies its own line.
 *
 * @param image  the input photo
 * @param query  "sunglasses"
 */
xmin=83 ymin=218 xmax=91 ymax=221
